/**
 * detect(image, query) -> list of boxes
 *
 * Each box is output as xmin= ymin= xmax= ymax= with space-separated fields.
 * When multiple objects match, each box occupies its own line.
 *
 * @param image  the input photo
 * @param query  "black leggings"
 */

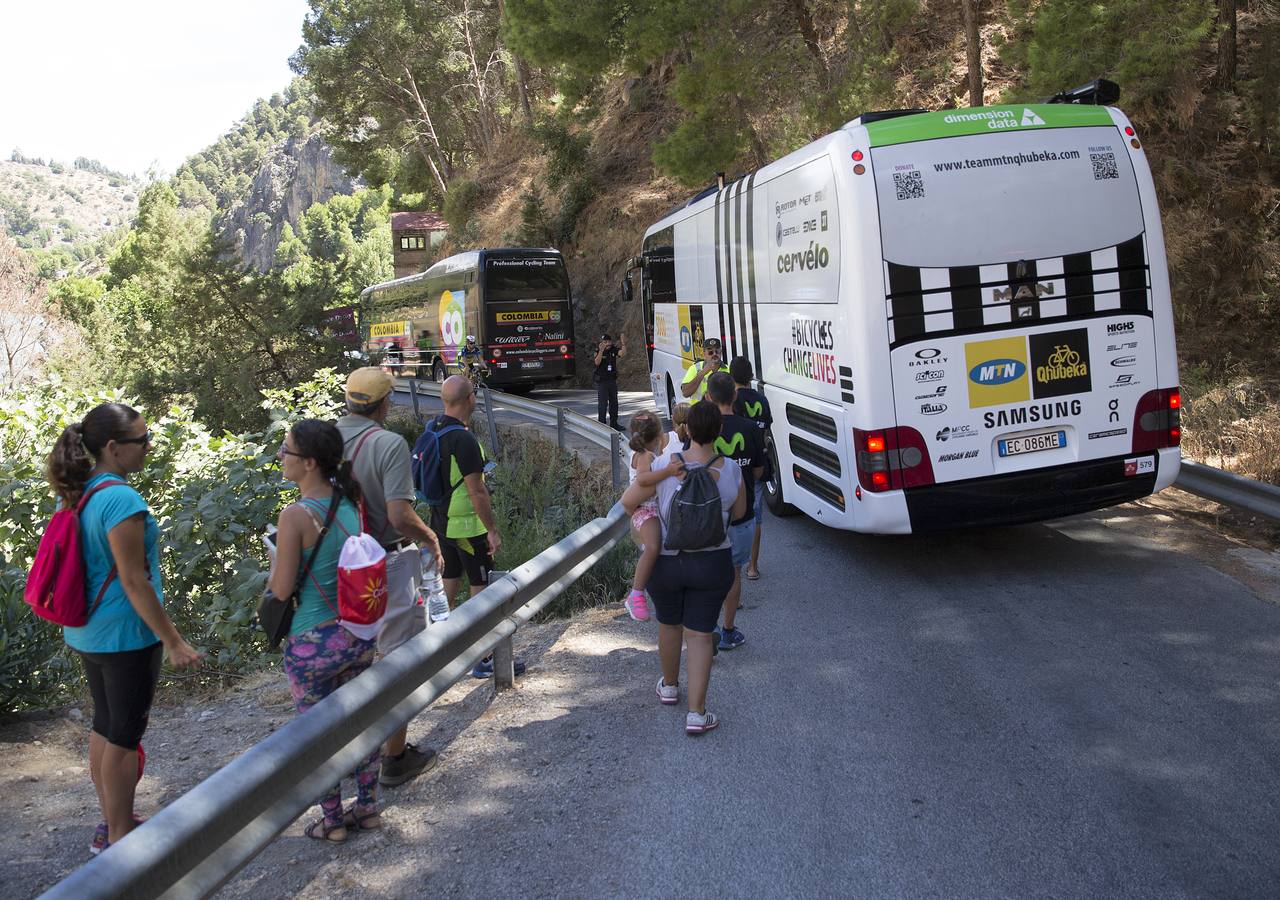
xmin=78 ymin=643 xmax=163 ymax=749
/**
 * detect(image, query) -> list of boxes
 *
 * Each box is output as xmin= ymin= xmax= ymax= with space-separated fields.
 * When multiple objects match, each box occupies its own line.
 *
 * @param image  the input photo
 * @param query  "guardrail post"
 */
xmin=611 ymin=431 xmax=624 ymax=489
xmin=481 ymin=384 xmax=501 ymax=454
xmin=488 ymin=570 xmax=515 ymax=690
xmin=408 ymin=378 xmax=421 ymax=421
xmin=557 ymin=407 xmax=566 ymax=450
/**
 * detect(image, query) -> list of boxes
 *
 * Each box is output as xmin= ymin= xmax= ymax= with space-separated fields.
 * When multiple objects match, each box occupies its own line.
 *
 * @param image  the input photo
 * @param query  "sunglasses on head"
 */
xmin=116 ymin=431 xmax=152 ymax=446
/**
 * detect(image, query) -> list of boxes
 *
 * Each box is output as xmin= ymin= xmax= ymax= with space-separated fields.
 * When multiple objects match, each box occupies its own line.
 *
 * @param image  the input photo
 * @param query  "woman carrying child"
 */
xmin=622 ymin=410 xmax=684 ymax=621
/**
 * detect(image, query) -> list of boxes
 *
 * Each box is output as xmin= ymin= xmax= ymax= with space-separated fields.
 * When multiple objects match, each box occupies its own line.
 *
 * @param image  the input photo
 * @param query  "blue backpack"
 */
xmin=411 ymin=418 xmax=466 ymax=507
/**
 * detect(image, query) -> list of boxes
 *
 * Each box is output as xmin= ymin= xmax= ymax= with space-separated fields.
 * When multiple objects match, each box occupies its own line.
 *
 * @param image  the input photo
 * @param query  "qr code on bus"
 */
xmin=1090 ymin=152 xmax=1119 ymax=180
xmin=893 ymin=170 xmax=925 ymax=200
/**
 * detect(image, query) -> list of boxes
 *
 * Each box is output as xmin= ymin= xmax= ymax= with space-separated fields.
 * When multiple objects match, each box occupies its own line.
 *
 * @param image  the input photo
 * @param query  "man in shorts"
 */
xmin=337 ymin=367 xmax=445 ymax=786
xmin=730 ymin=356 xmax=773 ymax=581
xmin=426 ymin=376 xmax=522 ymax=680
xmin=680 ymin=337 xmax=730 ymax=402
xmin=705 ymin=371 xmax=764 ymax=651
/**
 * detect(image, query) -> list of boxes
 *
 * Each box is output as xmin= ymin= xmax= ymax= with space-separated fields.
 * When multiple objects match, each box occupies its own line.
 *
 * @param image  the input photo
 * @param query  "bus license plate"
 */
xmin=998 ymin=430 xmax=1066 ymax=457
xmin=522 ymin=360 xmax=544 ymax=369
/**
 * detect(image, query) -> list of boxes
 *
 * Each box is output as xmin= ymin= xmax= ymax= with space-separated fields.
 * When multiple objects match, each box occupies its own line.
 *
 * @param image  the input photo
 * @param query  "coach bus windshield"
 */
xmin=484 ymin=256 xmax=569 ymax=302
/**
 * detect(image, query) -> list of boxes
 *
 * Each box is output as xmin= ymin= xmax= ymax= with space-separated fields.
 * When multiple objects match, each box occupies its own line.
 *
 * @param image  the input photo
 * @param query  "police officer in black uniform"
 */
xmin=593 ymin=333 xmax=626 ymax=430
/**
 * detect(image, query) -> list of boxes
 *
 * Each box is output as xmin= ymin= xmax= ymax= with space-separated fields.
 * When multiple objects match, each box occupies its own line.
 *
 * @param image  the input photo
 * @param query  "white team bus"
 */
xmin=622 ymin=84 xmax=1181 ymax=533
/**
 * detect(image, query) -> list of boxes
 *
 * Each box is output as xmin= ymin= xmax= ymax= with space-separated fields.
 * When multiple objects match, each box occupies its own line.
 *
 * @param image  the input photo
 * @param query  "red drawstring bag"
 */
xmin=336 ymin=533 xmax=388 ymax=628
xmin=25 ymin=480 xmax=128 ymax=627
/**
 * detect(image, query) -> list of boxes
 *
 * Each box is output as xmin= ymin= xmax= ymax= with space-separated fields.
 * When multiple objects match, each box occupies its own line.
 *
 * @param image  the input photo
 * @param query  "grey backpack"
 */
xmin=663 ymin=453 xmax=726 ymax=551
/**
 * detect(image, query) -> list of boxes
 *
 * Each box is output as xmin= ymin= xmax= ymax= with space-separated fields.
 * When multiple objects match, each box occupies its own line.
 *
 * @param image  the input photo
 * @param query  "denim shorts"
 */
xmin=753 ymin=482 xmax=766 ymax=526
xmin=729 ymin=520 xmax=753 ymax=568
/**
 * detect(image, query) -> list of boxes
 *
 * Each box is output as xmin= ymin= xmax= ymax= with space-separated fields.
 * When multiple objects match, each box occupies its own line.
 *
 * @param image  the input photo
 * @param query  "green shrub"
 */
xmin=442 ymin=179 xmax=484 ymax=238
xmin=0 ymin=371 xmax=344 ymax=712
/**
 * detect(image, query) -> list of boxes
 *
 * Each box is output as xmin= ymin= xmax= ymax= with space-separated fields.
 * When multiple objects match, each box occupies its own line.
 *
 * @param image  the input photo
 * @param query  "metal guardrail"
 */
xmin=1175 ymin=460 xmax=1280 ymax=522
xmin=44 ymin=393 xmax=631 ymax=900
xmin=401 ymin=378 xmax=628 ymax=488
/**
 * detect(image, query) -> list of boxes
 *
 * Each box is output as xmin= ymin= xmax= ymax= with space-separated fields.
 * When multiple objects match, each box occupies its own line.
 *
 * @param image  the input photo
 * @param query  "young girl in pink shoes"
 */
xmin=623 ymin=411 xmax=683 ymax=621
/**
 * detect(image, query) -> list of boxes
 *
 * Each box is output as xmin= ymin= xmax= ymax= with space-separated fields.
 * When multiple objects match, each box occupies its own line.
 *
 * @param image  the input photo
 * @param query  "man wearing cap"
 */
xmin=681 ymin=337 xmax=730 ymax=402
xmin=337 ymin=368 xmax=445 ymax=787
xmin=593 ymin=332 xmax=626 ymax=430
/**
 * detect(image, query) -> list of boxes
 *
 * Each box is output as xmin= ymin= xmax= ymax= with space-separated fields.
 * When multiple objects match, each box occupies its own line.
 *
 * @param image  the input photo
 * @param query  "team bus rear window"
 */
xmin=485 ymin=257 xmax=568 ymax=301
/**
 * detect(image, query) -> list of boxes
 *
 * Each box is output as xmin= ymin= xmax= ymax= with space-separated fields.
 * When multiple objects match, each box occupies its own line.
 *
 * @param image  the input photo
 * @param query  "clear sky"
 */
xmin=1 ymin=0 xmax=312 ymax=177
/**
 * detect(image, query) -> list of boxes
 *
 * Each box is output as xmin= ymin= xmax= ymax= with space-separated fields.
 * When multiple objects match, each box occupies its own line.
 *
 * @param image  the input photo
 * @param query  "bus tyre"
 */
xmin=764 ymin=434 xmax=800 ymax=518
xmin=433 ymin=361 xmax=446 ymax=384
xmin=665 ymin=375 xmax=676 ymax=418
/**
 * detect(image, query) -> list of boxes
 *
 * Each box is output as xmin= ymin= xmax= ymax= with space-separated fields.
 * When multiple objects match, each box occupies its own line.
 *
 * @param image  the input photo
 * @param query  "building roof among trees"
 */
xmin=391 ymin=211 xmax=446 ymax=232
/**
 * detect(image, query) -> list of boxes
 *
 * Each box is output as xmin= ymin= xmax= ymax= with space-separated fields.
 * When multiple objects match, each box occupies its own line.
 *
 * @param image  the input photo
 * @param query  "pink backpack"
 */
xmin=24 ymin=479 xmax=128 ymax=627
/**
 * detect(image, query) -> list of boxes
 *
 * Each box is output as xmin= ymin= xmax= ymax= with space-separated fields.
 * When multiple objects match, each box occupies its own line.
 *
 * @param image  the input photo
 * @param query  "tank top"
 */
xmin=629 ymin=450 xmax=659 ymax=511
xmin=290 ymin=496 xmax=361 ymax=636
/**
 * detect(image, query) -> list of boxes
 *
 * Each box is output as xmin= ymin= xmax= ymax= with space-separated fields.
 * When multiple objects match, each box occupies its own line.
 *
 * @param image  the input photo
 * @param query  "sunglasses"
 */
xmin=116 ymin=431 xmax=152 ymax=446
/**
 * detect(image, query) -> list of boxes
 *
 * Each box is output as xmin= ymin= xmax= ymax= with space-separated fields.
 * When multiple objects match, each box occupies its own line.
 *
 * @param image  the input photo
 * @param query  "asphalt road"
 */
xmin=302 ymin=385 xmax=1280 ymax=897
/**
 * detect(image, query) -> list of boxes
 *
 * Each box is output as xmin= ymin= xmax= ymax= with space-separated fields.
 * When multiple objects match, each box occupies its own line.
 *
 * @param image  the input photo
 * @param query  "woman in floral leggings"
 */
xmin=267 ymin=419 xmax=380 ymax=842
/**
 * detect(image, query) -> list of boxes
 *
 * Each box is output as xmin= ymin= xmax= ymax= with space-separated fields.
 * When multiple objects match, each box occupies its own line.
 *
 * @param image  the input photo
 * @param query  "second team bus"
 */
xmin=360 ymin=247 xmax=577 ymax=391
xmin=623 ymin=88 xmax=1181 ymax=533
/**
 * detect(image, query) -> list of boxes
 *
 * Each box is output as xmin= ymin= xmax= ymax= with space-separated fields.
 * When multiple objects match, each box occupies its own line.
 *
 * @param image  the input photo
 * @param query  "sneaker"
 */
xmin=686 ymin=710 xmax=720 ymax=735
xmin=90 ymin=815 xmax=145 ymax=855
xmin=656 ymin=677 xmax=679 ymax=705
xmin=379 ymin=742 xmax=439 ymax=786
xmin=471 ymin=655 xmax=527 ymax=679
xmin=718 ymin=626 xmax=746 ymax=651
xmin=624 ymin=589 xmax=651 ymax=622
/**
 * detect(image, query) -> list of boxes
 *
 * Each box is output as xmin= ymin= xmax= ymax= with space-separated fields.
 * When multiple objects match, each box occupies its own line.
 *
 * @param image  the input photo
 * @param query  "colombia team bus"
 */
xmin=623 ymin=81 xmax=1181 ymax=533
xmin=360 ymin=247 xmax=577 ymax=390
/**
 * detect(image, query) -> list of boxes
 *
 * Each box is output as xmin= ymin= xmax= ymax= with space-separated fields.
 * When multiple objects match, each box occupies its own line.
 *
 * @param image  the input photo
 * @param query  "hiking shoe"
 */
xmin=718 ymin=626 xmax=746 ymax=651
xmin=624 ymin=590 xmax=651 ymax=622
xmin=379 ymin=742 xmax=438 ymax=786
xmin=686 ymin=710 xmax=720 ymax=735
xmin=656 ymin=677 xmax=679 ymax=705
xmin=471 ymin=655 xmax=527 ymax=679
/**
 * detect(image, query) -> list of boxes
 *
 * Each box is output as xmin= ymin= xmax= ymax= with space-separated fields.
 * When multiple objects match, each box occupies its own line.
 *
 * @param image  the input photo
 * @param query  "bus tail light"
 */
xmin=1132 ymin=387 xmax=1181 ymax=451
xmin=853 ymin=426 xmax=936 ymax=492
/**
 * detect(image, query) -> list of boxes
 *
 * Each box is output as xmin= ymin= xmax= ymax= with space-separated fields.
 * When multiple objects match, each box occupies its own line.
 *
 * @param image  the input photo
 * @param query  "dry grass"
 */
xmin=1181 ymin=372 xmax=1280 ymax=485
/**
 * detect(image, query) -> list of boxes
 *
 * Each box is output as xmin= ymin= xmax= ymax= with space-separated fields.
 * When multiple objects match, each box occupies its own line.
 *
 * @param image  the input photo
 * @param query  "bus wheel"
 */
xmin=432 ymin=361 xmax=446 ymax=384
xmin=764 ymin=433 xmax=800 ymax=517
xmin=665 ymin=375 xmax=676 ymax=418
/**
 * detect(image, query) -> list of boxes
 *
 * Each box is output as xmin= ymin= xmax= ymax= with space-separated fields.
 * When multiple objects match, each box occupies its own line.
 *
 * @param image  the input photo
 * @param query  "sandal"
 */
xmin=342 ymin=807 xmax=382 ymax=831
xmin=745 ymin=567 xmax=761 ymax=580
xmin=305 ymin=818 xmax=348 ymax=843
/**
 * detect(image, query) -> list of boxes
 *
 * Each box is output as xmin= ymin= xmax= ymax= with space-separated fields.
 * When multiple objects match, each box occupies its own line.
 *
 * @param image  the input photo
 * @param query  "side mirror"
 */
xmin=621 ymin=277 xmax=633 ymax=303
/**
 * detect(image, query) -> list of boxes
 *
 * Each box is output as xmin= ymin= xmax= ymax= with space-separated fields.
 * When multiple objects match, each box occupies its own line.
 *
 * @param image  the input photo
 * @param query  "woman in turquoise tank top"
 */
xmin=266 ymin=419 xmax=378 ymax=843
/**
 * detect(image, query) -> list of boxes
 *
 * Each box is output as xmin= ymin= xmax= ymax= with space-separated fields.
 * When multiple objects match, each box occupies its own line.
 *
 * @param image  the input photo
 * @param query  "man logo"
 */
xmin=992 ymin=282 xmax=1054 ymax=302
xmin=969 ymin=358 xmax=1026 ymax=386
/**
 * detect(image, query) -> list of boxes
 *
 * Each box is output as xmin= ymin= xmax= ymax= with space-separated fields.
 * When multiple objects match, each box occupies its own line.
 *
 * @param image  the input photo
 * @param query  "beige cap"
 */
xmin=345 ymin=367 xmax=394 ymax=404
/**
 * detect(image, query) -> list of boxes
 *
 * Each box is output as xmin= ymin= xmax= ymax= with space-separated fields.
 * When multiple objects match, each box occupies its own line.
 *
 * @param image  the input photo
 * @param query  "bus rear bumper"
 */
xmin=903 ymin=452 xmax=1167 ymax=532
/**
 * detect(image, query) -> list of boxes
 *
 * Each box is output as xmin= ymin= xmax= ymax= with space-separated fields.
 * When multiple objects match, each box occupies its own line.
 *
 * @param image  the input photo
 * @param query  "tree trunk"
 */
xmin=515 ymin=55 xmax=533 ymax=123
xmin=963 ymin=0 xmax=983 ymax=107
xmin=1217 ymin=0 xmax=1237 ymax=91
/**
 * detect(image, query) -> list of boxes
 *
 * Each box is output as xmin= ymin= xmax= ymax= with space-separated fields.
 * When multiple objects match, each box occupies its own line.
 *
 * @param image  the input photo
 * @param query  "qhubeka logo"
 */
xmin=1029 ymin=328 xmax=1091 ymax=398
xmin=965 ymin=336 xmax=1029 ymax=408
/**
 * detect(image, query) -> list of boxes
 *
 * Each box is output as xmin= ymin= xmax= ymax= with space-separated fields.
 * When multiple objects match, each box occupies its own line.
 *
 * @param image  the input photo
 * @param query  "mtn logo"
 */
xmin=1021 ymin=108 xmax=1046 ymax=127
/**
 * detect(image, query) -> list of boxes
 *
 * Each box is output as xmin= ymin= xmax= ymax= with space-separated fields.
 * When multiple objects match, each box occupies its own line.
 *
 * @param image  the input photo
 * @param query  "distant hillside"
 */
xmin=0 ymin=160 xmax=139 ymax=251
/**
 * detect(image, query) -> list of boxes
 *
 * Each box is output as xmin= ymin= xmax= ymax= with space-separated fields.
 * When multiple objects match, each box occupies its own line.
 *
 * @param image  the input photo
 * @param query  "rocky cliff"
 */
xmin=221 ymin=133 xmax=358 ymax=271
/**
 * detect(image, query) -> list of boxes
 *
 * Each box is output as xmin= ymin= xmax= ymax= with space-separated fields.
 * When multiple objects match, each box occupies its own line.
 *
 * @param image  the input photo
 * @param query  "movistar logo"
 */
xmin=742 ymin=400 xmax=763 ymax=418
xmin=715 ymin=433 xmax=746 ymax=456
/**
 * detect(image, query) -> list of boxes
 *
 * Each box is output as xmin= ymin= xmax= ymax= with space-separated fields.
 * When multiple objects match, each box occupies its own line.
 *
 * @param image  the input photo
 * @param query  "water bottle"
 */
xmin=420 ymin=548 xmax=450 ymax=623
